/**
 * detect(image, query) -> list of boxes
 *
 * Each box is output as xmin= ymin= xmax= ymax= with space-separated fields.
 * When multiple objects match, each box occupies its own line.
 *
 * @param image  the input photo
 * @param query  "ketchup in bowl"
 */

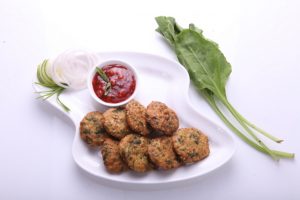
xmin=92 ymin=64 xmax=136 ymax=104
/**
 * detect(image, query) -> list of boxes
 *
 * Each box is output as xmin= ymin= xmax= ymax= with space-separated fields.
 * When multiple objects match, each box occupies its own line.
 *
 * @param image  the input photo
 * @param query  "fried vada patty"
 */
xmin=148 ymin=137 xmax=180 ymax=170
xmin=101 ymin=138 xmax=127 ymax=173
xmin=103 ymin=107 xmax=131 ymax=139
xmin=119 ymin=134 xmax=151 ymax=172
xmin=80 ymin=111 xmax=107 ymax=148
xmin=172 ymin=128 xmax=210 ymax=164
xmin=146 ymin=101 xmax=179 ymax=135
xmin=125 ymin=100 xmax=150 ymax=136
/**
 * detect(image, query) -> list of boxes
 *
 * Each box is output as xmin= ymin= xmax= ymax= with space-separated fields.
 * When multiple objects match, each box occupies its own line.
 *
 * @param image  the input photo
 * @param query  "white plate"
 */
xmin=33 ymin=52 xmax=235 ymax=189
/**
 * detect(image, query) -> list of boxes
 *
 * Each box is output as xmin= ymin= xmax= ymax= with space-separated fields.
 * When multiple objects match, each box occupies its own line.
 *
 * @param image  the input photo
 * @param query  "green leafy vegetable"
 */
xmin=35 ymin=59 xmax=70 ymax=112
xmin=155 ymin=16 xmax=294 ymax=160
xmin=96 ymin=67 xmax=111 ymax=96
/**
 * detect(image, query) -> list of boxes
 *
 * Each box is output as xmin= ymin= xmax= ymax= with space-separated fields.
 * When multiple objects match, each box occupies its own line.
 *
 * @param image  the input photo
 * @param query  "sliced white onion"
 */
xmin=51 ymin=49 xmax=99 ymax=90
xmin=45 ymin=59 xmax=54 ymax=79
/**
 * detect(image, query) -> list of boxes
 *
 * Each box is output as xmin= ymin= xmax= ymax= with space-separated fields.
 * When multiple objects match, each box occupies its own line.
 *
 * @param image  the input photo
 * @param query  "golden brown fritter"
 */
xmin=101 ymin=138 xmax=127 ymax=173
xmin=148 ymin=137 xmax=180 ymax=170
xmin=125 ymin=100 xmax=150 ymax=136
xmin=80 ymin=111 xmax=107 ymax=148
xmin=172 ymin=128 xmax=210 ymax=164
xmin=103 ymin=107 xmax=131 ymax=139
xmin=119 ymin=134 xmax=151 ymax=172
xmin=146 ymin=101 xmax=179 ymax=135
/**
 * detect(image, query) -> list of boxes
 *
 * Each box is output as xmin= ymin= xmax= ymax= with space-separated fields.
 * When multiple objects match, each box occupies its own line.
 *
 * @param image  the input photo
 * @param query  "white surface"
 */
xmin=33 ymin=52 xmax=235 ymax=188
xmin=0 ymin=0 xmax=299 ymax=199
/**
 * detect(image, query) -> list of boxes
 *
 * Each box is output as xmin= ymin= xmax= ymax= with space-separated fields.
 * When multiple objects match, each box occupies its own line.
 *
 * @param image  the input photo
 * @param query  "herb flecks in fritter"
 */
xmin=101 ymin=138 xmax=127 ymax=173
xmin=80 ymin=111 xmax=107 ymax=148
xmin=172 ymin=128 xmax=210 ymax=164
xmin=146 ymin=101 xmax=179 ymax=136
xmin=80 ymin=100 xmax=211 ymax=174
xmin=125 ymin=100 xmax=150 ymax=136
xmin=119 ymin=134 xmax=151 ymax=172
xmin=148 ymin=136 xmax=180 ymax=170
xmin=103 ymin=107 xmax=131 ymax=139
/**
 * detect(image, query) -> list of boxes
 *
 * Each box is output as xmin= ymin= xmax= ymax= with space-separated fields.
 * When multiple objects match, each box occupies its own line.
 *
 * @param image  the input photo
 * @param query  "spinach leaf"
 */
xmin=155 ymin=16 xmax=294 ymax=160
xmin=155 ymin=16 xmax=182 ymax=47
xmin=175 ymin=29 xmax=231 ymax=97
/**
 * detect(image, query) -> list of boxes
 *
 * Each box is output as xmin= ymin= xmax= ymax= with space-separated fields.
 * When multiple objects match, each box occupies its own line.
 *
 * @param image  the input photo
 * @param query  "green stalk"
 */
xmin=224 ymin=101 xmax=283 ymax=143
xmin=56 ymin=89 xmax=70 ymax=112
xmin=271 ymin=149 xmax=295 ymax=158
xmin=203 ymin=91 xmax=294 ymax=158
xmin=205 ymin=85 xmax=280 ymax=160
xmin=217 ymin=94 xmax=279 ymax=160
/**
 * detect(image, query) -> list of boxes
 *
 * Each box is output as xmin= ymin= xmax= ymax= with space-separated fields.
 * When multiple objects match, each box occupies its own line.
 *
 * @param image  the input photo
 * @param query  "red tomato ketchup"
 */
xmin=92 ymin=64 xmax=136 ymax=103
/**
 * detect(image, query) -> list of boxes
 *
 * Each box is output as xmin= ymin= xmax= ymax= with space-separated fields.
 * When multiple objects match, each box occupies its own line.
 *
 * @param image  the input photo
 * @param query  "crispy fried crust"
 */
xmin=146 ymin=101 xmax=179 ymax=135
xmin=148 ymin=137 xmax=180 ymax=170
xmin=101 ymin=138 xmax=127 ymax=173
xmin=119 ymin=134 xmax=151 ymax=172
xmin=103 ymin=107 xmax=131 ymax=139
xmin=125 ymin=100 xmax=150 ymax=136
xmin=80 ymin=111 xmax=107 ymax=148
xmin=172 ymin=128 xmax=210 ymax=164
xmin=80 ymin=100 xmax=211 ymax=174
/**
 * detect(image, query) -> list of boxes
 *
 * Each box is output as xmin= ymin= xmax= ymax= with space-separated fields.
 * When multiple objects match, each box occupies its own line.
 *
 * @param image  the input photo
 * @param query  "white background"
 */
xmin=1 ymin=0 xmax=299 ymax=199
